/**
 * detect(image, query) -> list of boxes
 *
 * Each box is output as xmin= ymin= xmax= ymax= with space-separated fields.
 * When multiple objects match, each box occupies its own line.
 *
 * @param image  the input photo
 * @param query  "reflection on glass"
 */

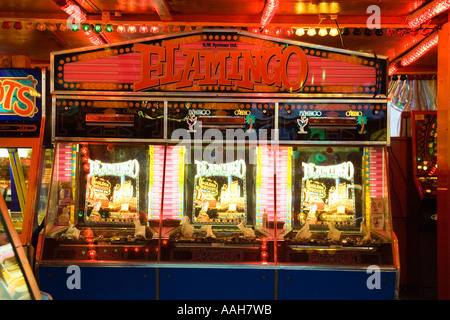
xmin=0 ymin=148 xmax=32 ymax=234
xmin=0 ymin=243 xmax=32 ymax=300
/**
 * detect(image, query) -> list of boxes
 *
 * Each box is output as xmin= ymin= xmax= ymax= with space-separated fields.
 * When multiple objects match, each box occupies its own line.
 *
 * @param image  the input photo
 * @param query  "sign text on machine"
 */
xmin=133 ymin=41 xmax=308 ymax=92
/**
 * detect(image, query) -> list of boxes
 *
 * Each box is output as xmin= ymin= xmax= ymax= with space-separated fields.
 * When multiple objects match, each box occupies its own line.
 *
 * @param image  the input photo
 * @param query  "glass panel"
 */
xmin=160 ymin=145 xmax=274 ymax=264
xmin=0 ymin=205 xmax=37 ymax=300
xmin=41 ymin=142 xmax=158 ymax=262
xmin=0 ymin=148 xmax=32 ymax=235
xmin=279 ymin=146 xmax=393 ymax=266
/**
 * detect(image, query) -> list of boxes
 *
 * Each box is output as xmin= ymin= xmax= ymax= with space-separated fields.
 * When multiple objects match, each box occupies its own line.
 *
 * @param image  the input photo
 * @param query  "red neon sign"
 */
xmin=133 ymin=41 xmax=309 ymax=92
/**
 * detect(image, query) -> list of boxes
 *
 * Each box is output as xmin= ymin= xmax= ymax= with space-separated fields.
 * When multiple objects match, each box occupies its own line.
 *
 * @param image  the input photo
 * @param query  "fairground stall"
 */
xmin=36 ymin=29 xmax=399 ymax=300
xmin=0 ymin=68 xmax=46 ymax=250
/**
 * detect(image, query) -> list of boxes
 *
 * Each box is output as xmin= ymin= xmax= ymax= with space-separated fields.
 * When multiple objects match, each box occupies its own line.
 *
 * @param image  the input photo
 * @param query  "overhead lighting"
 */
xmin=262 ymin=27 xmax=271 ymax=35
xmin=307 ymin=28 xmax=316 ymax=36
xmin=400 ymin=33 xmax=438 ymax=67
xmin=295 ymin=28 xmax=305 ymax=36
xmin=150 ymin=25 xmax=159 ymax=34
xmin=84 ymin=29 xmax=104 ymax=46
xmin=375 ymin=29 xmax=383 ymax=36
xmin=352 ymin=28 xmax=361 ymax=36
xmin=284 ymin=27 xmax=294 ymax=36
xmin=105 ymin=24 xmax=113 ymax=32
xmin=273 ymin=27 xmax=282 ymax=35
xmin=406 ymin=0 xmax=450 ymax=29
xmin=139 ymin=25 xmax=149 ymax=33
xmin=388 ymin=63 xmax=399 ymax=76
xmin=13 ymin=22 xmax=22 ymax=30
xmin=318 ymin=27 xmax=328 ymax=36
xmin=127 ymin=25 xmax=137 ymax=33
xmin=55 ymin=0 xmax=87 ymax=23
xmin=260 ymin=0 xmax=279 ymax=27
xmin=94 ymin=24 xmax=102 ymax=32
xmin=329 ymin=28 xmax=339 ymax=36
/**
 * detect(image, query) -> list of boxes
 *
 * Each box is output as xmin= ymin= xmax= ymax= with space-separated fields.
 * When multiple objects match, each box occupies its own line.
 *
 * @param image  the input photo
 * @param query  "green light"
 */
xmin=94 ymin=24 xmax=102 ymax=32
xmin=71 ymin=24 xmax=79 ymax=32
xmin=82 ymin=24 xmax=91 ymax=31
xmin=105 ymin=24 xmax=113 ymax=32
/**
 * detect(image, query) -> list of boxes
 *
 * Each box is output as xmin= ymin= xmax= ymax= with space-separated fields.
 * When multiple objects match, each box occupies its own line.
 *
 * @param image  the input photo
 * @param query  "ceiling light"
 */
xmin=329 ymin=28 xmax=339 ymax=36
xmin=260 ymin=0 xmax=280 ymax=27
xmin=295 ymin=28 xmax=305 ymax=36
xmin=284 ymin=27 xmax=294 ymax=36
xmin=13 ymin=22 xmax=22 ymax=30
xmin=307 ymin=28 xmax=316 ymax=36
xmin=406 ymin=0 xmax=450 ymax=29
xmin=56 ymin=0 xmax=87 ymax=23
xmin=400 ymin=33 xmax=438 ymax=67
xmin=388 ymin=63 xmax=399 ymax=76
xmin=94 ymin=24 xmax=102 ymax=32
xmin=375 ymin=29 xmax=383 ymax=36
xmin=84 ymin=29 xmax=105 ymax=46
xmin=318 ymin=27 xmax=328 ymax=36
xmin=139 ymin=25 xmax=148 ymax=33
xmin=150 ymin=25 xmax=159 ymax=34
xmin=105 ymin=24 xmax=113 ymax=32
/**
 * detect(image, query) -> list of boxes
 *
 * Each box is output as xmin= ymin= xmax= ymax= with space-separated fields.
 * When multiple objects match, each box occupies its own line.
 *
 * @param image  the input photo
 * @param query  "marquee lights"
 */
xmin=406 ymin=0 xmax=450 ymax=29
xmin=400 ymin=33 xmax=438 ymax=67
xmin=260 ymin=0 xmax=279 ymax=27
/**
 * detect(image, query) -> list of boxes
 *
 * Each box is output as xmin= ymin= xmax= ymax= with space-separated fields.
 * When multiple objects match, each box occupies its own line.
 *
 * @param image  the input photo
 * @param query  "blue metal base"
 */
xmin=38 ymin=264 xmax=397 ymax=300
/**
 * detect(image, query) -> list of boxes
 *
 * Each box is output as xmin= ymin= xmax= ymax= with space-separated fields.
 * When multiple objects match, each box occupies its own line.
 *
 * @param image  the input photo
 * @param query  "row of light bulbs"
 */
xmin=295 ymin=27 xmax=340 ymax=37
xmin=0 ymin=21 xmax=369 ymax=38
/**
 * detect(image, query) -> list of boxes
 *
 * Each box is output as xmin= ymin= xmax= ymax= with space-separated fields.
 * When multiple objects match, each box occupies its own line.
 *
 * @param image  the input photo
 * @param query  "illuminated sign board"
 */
xmin=85 ymin=159 xmax=140 ymax=223
xmin=302 ymin=161 xmax=354 ymax=181
xmin=0 ymin=69 xmax=42 ymax=137
xmin=192 ymin=159 xmax=247 ymax=224
xmin=133 ymin=42 xmax=308 ymax=92
xmin=301 ymin=161 xmax=356 ymax=225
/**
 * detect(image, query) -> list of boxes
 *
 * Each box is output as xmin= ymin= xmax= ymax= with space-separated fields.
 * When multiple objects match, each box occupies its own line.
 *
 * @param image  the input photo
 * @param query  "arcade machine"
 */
xmin=275 ymin=100 xmax=399 ymax=299
xmin=37 ymin=29 xmax=398 ymax=300
xmin=158 ymin=101 xmax=277 ymax=264
xmin=394 ymin=110 xmax=437 ymax=298
xmin=0 ymin=68 xmax=46 ymax=251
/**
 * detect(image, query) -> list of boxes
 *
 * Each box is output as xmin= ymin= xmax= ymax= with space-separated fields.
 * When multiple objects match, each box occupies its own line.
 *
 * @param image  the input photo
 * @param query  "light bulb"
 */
xmin=329 ymin=28 xmax=339 ymax=36
xmin=318 ymin=27 xmax=327 ymax=36
xmin=307 ymin=28 xmax=316 ymax=36
xmin=296 ymin=28 xmax=305 ymax=36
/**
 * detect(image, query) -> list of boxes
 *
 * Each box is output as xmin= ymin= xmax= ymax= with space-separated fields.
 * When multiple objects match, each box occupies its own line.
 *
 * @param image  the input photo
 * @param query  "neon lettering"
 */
xmin=302 ymin=161 xmax=354 ymax=181
xmin=88 ymin=159 xmax=140 ymax=179
xmin=195 ymin=159 xmax=246 ymax=179
xmin=0 ymin=79 xmax=37 ymax=118
xmin=134 ymin=42 xmax=308 ymax=92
